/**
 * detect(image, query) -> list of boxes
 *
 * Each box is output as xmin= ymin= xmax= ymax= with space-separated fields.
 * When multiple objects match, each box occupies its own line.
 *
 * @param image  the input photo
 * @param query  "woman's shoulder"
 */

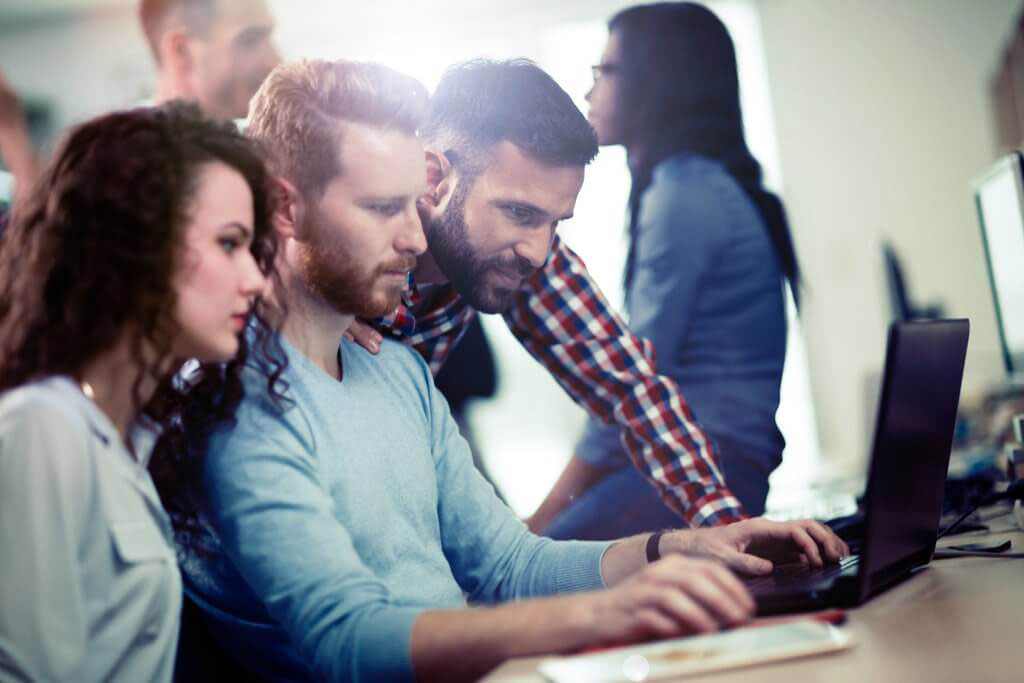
xmin=652 ymin=153 xmax=741 ymax=197
xmin=0 ymin=376 xmax=91 ymax=432
xmin=641 ymin=154 xmax=744 ymax=235
xmin=0 ymin=377 xmax=98 ymax=481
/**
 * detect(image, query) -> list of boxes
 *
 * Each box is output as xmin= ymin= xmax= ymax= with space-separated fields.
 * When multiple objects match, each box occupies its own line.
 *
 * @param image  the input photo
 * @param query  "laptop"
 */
xmin=750 ymin=319 xmax=970 ymax=615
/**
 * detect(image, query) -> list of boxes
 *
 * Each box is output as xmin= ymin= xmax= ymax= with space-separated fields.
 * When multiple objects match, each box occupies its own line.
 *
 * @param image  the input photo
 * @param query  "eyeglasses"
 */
xmin=590 ymin=63 xmax=620 ymax=82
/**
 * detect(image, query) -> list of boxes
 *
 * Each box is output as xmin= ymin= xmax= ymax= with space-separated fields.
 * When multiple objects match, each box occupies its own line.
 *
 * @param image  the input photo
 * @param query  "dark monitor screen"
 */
xmin=974 ymin=152 xmax=1024 ymax=375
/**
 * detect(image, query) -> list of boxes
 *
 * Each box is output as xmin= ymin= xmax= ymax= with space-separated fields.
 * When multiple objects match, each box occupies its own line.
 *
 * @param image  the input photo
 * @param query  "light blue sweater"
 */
xmin=183 ymin=335 xmax=609 ymax=682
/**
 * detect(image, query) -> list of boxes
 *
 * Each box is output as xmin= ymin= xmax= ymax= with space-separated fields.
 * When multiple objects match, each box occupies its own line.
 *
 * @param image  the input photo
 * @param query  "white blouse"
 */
xmin=0 ymin=376 xmax=181 ymax=682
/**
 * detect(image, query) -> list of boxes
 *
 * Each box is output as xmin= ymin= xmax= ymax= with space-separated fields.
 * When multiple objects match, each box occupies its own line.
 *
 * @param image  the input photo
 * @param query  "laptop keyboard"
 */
xmin=746 ymin=555 xmax=860 ymax=595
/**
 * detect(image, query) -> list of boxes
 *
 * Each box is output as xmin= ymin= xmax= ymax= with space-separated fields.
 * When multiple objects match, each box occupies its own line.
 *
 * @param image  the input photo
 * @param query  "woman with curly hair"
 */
xmin=0 ymin=101 xmax=283 ymax=682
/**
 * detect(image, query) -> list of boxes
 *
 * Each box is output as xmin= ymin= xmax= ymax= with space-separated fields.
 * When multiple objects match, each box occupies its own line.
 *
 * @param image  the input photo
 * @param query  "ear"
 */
xmin=160 ymin=29 xmax=194 ymax=81
xmin=271 ymin=176 xmax=303 ymax=241
xmin=422 ymin=145 xmax=456 ymax=207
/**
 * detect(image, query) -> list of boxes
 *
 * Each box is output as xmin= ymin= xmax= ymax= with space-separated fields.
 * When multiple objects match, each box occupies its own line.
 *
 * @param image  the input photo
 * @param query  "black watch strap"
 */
xmin=646 ymin=530 xmax=666 ymax=563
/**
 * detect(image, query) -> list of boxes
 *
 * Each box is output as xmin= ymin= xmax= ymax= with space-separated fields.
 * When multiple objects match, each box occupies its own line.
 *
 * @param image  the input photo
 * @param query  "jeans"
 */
xmin=542 ymin=446 xmax=773 ymax=541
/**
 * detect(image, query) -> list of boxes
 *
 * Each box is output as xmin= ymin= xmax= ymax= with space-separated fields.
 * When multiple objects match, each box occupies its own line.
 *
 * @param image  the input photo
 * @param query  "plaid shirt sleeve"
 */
xmin=373 ymin=240 xmax=746 ymax=527
xmin=373 ymin=280 xmax=478 ymax=376
xmin=501 ymin=235 xmax=746 ymax=527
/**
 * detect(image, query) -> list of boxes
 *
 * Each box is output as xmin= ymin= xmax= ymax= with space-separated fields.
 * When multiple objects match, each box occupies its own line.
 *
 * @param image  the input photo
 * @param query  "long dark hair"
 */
xmin=0 ymin=101 xmax=287 ymax=547
xmin=611 ymin=2 xmax=801 ymax=306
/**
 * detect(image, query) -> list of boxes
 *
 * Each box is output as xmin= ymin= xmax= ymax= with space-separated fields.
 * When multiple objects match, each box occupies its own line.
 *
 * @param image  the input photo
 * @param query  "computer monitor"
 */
xmin=973 ymin=151 xmax=1024 ymax=376
xmin=882 ymin=242 xmax=944 ymax=323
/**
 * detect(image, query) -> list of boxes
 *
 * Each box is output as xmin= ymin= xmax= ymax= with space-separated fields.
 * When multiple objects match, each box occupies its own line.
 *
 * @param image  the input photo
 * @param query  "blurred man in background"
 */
xmin=3 ymin=0 xmax=281 ymax=228
xmin=139 ymin=0 xmax=280 ymax=120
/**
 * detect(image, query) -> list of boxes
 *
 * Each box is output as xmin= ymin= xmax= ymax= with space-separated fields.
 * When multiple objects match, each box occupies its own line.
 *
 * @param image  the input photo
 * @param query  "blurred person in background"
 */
xmin=2 ymin=0 xmax=279 ymax=235
xmin=139 ymin=0 xmax=280 ymax=120
xmin=534 ymin=2 xmax=800 ymax=538
xmin=0 ymin=102 xmax=282 ymax=682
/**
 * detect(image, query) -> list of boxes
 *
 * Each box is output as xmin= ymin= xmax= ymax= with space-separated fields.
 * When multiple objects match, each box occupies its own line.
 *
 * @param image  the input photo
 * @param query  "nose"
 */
xmin=239 ymin=250 xmax=268 ymax=298
xmin=585 ymin=84 xmax=594 ymax=103
xmin=513 ymin=228 xmax=551 ymax=270
xmin=394 ymin=206 xmax=428 ymax=256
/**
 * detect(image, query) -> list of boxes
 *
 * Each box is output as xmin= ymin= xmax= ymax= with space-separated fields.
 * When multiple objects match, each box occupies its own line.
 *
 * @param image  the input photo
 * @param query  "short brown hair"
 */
xmin=138 ymin=0 xmax=217 ymax=62
xmin=246 ymin=59 xmax=429 ymax=200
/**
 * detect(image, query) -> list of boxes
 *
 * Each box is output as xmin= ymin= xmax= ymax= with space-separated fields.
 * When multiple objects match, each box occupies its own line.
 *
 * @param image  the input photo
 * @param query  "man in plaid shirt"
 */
xmin=351 ymin=59 xmax=747 ymax=532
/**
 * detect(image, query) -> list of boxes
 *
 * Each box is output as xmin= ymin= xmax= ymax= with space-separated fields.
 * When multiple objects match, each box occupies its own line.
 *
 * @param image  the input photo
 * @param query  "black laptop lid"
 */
xmin=858 ymin=319 xmax=969 ymax=599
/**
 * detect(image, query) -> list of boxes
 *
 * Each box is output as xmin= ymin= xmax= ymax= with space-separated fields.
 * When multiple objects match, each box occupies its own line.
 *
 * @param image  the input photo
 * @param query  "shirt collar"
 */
xmin=43 ymin=375 xmax=158 ymax=467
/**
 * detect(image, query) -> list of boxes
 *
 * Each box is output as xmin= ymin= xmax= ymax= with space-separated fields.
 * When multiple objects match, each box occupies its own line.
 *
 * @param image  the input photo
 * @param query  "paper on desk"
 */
xmin=538 ymin=621 xmax=853 ymax=683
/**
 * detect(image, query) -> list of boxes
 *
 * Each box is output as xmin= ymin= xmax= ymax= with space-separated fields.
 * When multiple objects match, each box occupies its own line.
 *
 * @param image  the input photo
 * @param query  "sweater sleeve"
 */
xmin=202 ymin=399 xmax=424 ymax=683
xmin=415 ymin=356 xmax=610 ymax=602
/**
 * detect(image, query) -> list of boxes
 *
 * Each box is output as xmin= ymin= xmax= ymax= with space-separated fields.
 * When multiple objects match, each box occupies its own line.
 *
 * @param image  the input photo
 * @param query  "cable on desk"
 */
xmin=934 ymin=549 xmax=1024 ymax=559
xmin=937 ymin=480 xmax=1024 ymax=539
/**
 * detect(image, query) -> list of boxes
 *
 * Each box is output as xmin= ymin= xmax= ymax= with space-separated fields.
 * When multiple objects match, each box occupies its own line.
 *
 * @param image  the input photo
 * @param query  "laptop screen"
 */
xmin=858 ymin=320 xmax=969 ymax=594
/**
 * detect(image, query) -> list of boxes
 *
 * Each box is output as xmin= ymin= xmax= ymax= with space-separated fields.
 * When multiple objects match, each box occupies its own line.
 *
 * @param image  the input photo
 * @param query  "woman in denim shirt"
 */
xmin=0 ymin=103 xmax=283 ymax=681
xmin=535 ymin=2 xmax=800 ymax=538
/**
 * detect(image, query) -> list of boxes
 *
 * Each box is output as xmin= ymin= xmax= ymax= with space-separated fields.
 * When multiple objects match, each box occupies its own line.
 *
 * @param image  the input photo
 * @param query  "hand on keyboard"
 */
xmin=660 ymin=518 xmax=851 ymax=577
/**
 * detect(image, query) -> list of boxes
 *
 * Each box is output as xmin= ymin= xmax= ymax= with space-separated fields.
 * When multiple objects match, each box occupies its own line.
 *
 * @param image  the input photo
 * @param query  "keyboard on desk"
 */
xmin=746 ymin=555 xmax=860 ymax=596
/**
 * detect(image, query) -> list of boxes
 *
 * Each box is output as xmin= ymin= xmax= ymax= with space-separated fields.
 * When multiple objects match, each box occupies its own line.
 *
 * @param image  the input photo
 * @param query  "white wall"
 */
xmin=756 ymin=0 xmax=1024 ymax=475
xmin=0 ymin=8 xmax=152 ymax=142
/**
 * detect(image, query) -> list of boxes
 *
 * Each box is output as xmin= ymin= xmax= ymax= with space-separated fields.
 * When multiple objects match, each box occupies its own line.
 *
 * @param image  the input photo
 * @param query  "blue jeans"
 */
xmin=542 ymin=450 xmax=772 ymax=541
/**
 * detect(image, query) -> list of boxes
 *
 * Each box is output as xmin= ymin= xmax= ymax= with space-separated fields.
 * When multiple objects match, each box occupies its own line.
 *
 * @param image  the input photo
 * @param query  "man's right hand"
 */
xmin=579 ymin=554 xmax=754 ymax=646
xmin=412 ymin=555 xmax=755 ymax=682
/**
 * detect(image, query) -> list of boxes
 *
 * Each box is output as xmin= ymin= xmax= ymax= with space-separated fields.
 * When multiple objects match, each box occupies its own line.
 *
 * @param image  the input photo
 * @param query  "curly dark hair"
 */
xmin=0 ymin=100 xmax=287 ymax=548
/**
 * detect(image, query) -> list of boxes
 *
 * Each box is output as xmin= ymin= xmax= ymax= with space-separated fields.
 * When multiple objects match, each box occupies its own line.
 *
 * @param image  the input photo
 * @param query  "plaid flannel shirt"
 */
xmin=376 ymin=234 xmax=746 ymax=527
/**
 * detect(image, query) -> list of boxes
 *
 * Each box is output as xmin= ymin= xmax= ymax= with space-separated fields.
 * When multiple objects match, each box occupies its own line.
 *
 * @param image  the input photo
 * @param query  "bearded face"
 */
xmin=286 ymin=123 xmax=426 ymax=319
xmin=425 ymin=180 xmax=536 ymax=314
xmin=297 ymin=202 xmax=415 ymax=318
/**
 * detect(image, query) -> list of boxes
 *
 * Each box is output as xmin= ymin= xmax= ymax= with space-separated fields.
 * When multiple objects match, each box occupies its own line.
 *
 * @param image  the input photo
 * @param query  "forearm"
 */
xmin=1 ymin=128 xmax=33 ymax=170
xmin=528 ymin=455 xmax=605 ymax=533
xmin=0 ymin=124 xmax=38 ymax=192
xmin=412 ymin=540 xmax=768 ymax=682
xmin=410 ymin=594 xmax=597 ymax=682
xmin=598 ymin=532 xmax=654 ymax=587
xmin=502 ymin=236 xmax=745 ymax=528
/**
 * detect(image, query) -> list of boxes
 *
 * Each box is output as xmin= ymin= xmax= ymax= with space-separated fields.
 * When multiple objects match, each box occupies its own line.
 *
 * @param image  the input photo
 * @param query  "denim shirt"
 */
xmin=577 ymin=153 xmax=787 ymax=476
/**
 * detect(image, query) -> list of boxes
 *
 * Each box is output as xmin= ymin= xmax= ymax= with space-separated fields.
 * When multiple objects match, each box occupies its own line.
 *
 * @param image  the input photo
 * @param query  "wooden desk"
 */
xmin=483 ymin=523 xmax=1024 ymax=683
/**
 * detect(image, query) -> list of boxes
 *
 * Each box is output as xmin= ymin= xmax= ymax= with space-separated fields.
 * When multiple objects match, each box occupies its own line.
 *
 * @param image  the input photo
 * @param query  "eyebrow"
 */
xmin=222 ymin=221 xmax=253 ymax=239
xmin=234 ymin=24 xmax=273 ymax=44
xmin=491 ymin=199 xmax=573 ymax=222
xmin=355 ymin=194 xmax=413 ymax=204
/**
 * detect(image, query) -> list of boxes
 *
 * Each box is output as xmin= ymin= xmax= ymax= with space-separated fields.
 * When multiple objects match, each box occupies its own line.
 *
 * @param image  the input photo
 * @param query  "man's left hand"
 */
xmin=661 ymin=518 xmax=850 ymax=576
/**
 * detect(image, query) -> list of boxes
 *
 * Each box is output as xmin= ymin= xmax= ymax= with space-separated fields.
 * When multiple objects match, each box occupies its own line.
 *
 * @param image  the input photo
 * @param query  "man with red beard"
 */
xmin=181 ymin=59 xmax=847 ymax=682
